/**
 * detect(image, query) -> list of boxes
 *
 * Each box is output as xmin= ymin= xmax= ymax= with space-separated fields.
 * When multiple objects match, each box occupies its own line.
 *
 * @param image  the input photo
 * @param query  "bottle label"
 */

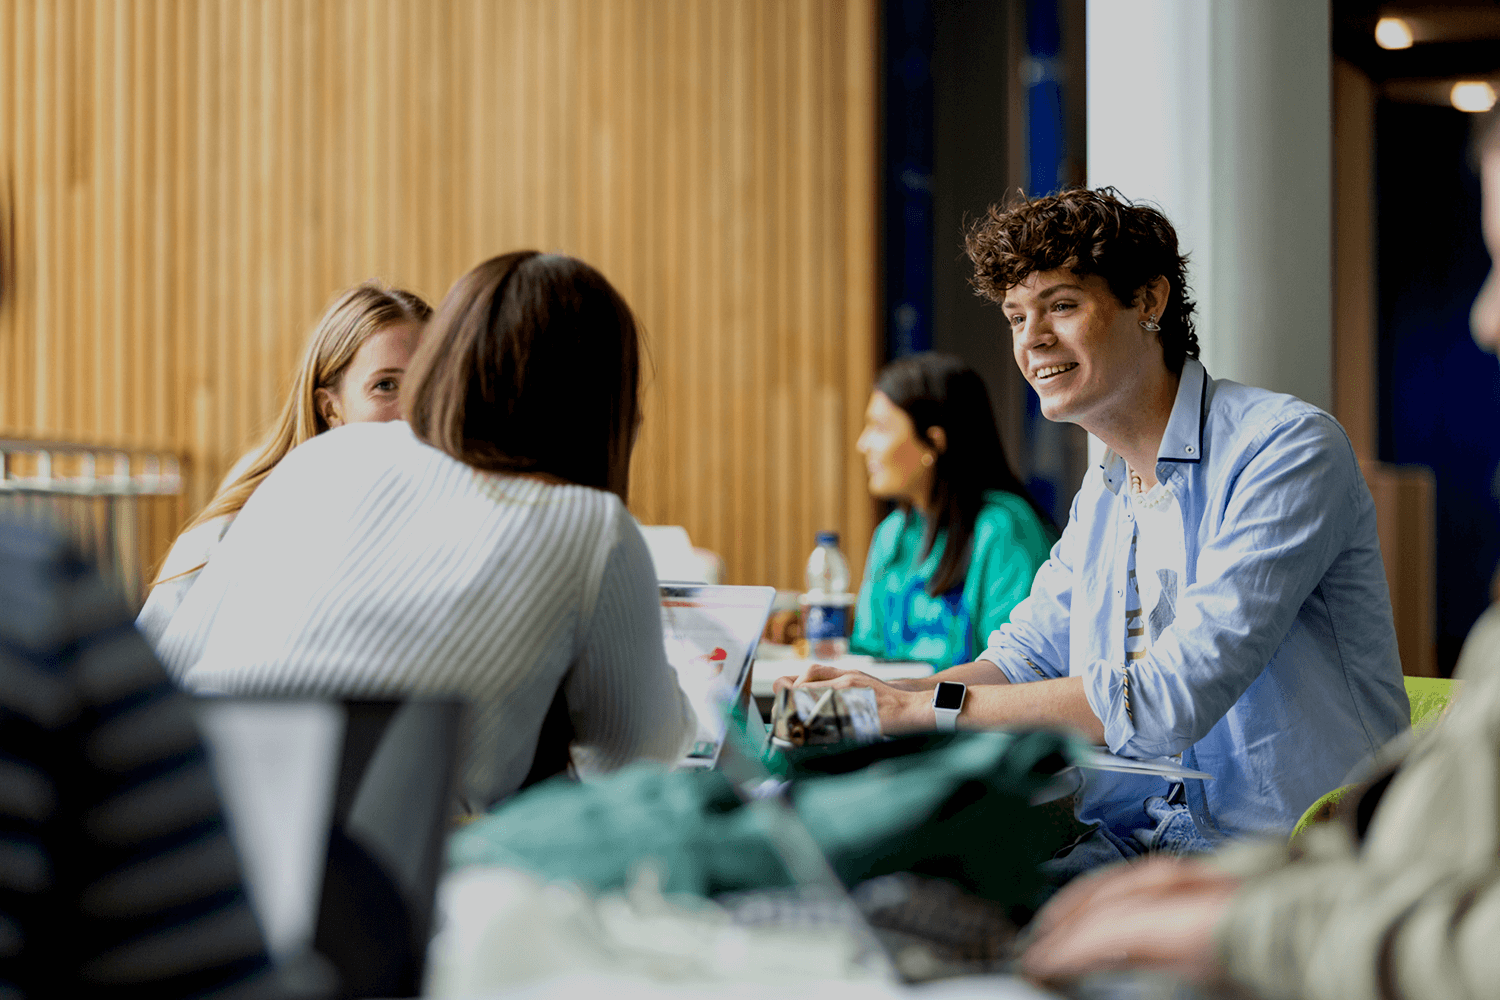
xmin=804 ymin=603 xmax=848 ymax=641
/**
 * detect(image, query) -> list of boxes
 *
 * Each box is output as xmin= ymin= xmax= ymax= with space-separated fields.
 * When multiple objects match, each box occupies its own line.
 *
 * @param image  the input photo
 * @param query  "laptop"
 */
xmin=658 ymin=583 xmax=777 ymax=767
xmin=193 ymin=698 xmax=464 ymax=999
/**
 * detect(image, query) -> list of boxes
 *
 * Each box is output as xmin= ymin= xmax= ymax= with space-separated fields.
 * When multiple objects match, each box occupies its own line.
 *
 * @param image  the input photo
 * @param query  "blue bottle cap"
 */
xmin=815 ymin=531 xmax=840 ymax=546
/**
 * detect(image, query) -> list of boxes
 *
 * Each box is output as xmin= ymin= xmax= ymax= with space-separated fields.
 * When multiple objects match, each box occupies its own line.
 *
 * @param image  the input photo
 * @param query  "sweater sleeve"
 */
xmin=1218 ymin=836 xmax=1500 ymax=1000
xmin=134 ymin=516 xmax=233 ymax=649
xmin=564 ymin=512 xmax=698 ymax=775
xmin=1215 ymin=606 xmax=1500 ymax=1000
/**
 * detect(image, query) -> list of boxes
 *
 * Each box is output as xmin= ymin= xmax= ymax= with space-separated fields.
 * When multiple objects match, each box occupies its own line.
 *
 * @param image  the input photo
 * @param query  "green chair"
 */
xmin=1289 ymin=676 xmax=1459 ymax=841
xmin=1405 ymin=675 xmax=1459 ymax=730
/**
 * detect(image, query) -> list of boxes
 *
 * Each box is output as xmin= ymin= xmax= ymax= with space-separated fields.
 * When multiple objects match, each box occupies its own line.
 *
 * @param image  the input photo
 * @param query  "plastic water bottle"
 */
xmin=803 ymin=531 xmax=852 ymax=660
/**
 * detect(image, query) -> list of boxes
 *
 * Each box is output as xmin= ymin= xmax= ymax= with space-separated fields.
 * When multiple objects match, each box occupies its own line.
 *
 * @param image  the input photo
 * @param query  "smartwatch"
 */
xmin=931 ymin=681 xmax=967 ymax=732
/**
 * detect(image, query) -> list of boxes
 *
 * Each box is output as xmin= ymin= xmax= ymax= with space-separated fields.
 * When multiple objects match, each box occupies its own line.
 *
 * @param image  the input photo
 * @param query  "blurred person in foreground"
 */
xmin=138 ymin=280 xmax=432 ymax=645
xmin=851 ymin=352 xmax=1056 ymax=669
xmin=1017 ymin=105 xmax=1500 ymax=1000
xmin=779 ymin=187 xmax=1409 ymax=880
xmin=151 ymin=252 xmax=696 ymax=812
xmin=0 ymin=518 xmax=275 ymax=998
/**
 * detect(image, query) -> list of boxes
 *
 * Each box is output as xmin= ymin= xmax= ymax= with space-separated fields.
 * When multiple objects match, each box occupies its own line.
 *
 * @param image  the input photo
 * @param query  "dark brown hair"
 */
xmin=876 ymin=353 xmax=1055 ymax=596
xmin=965 ymin=187 xmax=1199 ymax=374
xmin=404 ymin=252 xmax=641 ymax=500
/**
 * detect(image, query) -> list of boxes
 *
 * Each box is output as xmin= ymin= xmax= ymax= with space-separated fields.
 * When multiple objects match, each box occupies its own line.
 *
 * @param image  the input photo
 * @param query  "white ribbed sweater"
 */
xmin=152 ymin=421 xmax=696 ymax=808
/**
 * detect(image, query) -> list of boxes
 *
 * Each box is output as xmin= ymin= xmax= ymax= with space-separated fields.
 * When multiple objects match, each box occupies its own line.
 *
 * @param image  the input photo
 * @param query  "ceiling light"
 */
xmin=1375 ymin=17 xmax=1413 ymax=50
xmin=1451 ymin=80 xmax=1497 ymax=113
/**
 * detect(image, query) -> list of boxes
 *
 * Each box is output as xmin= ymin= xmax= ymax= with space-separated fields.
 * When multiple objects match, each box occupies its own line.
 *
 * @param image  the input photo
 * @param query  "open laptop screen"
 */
xmin=659 ymin=583 xmax=775 ymax=768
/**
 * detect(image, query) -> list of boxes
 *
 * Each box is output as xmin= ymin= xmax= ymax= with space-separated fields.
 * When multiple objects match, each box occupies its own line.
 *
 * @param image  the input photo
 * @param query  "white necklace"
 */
xmin=1127 ymin=466 xmax=1172 ymax=509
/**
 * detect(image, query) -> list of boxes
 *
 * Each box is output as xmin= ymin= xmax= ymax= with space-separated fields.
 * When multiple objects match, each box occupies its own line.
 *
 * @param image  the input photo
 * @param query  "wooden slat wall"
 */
xmin=0 ymin=0 xmax=879 ymax=592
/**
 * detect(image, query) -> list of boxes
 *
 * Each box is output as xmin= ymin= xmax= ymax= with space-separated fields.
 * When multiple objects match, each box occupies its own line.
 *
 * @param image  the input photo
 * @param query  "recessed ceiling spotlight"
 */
xmin=1375 ymin=17 xmax=1414 ymax=50
xmin=1451 ymin=81 xmax=1497 ymax=113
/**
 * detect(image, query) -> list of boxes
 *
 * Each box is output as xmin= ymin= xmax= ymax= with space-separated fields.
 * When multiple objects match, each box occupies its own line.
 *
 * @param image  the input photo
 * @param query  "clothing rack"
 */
xmin=0 ymin=439 xmax=183 ymax=608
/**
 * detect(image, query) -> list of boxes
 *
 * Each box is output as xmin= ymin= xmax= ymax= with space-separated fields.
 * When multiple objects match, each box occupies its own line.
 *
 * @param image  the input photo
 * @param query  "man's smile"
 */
xmin=1034 ymin=362 xmax=1079 ymax=380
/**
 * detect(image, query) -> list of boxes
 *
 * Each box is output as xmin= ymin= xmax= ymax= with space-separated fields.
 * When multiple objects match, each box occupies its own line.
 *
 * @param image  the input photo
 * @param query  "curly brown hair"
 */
xmin=965 ymin=187 xmax=1200 ymax=374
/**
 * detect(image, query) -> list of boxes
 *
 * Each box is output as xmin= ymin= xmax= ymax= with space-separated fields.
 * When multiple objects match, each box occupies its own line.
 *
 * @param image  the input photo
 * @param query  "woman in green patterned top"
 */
xmin=851 ymin=353 xmax=1058 ymax=668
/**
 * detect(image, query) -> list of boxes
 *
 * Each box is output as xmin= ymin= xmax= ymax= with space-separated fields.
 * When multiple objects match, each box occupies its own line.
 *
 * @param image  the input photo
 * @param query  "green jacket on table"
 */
xmin=851 ymin=489 xmax=1056 ymax=668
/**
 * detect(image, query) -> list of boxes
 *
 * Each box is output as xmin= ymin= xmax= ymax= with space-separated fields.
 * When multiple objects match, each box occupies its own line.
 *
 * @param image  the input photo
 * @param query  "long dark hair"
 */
xmin=876 ymin=352 xmax=1052 ymax=595
xmin=404 ymin=252 xmax=641 ymax=501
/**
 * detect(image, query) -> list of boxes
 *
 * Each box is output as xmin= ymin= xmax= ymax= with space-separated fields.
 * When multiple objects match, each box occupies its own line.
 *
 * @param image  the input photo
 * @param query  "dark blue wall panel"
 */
xmin=1377 ymin=101 xmax=1500 ymax=674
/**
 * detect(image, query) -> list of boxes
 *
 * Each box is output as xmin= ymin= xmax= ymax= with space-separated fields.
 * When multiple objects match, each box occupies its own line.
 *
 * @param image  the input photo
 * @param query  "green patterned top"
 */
xmin=850 ymin=490 xmax=1056 ymax=668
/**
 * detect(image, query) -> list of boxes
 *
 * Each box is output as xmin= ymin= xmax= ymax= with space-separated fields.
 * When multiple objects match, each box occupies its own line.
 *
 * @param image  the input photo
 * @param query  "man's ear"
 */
xmin=315 ymin=387 xmax=343 ymax=428
xmin=927 ymin=426 xmax=948 ymax=456
xmin=1138 ymin=276 xmax=1171 ymax=321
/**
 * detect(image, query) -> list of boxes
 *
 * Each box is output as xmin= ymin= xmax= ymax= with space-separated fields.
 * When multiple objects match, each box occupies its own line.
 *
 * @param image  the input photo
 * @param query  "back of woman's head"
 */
xmin=404 ymin=252 xmax=642 ymax=500
xmin=877 ymin=352 xmax=1051 ymax=594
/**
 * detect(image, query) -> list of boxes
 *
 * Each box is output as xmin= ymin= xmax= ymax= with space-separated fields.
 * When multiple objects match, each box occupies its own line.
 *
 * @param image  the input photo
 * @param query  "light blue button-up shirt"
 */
xmin=979 ymin=359 xmax=1410 ymax=842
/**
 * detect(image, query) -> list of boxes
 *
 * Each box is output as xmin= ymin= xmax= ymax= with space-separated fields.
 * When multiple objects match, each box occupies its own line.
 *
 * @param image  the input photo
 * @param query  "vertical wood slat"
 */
xmin=0 ymin=0 xmax=878 ymax=593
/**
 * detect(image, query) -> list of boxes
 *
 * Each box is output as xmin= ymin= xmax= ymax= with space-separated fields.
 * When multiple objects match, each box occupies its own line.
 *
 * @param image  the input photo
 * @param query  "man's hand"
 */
xmin=770 ymin=662 xmax=846 ymax=695
xmin=770 ymin=663 xmax=929 ymax=733
xmin=1020 ymin=856 xmax=1240 ymax=985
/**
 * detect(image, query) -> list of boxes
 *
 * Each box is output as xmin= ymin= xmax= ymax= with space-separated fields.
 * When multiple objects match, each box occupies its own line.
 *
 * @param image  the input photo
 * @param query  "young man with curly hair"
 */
xmin=778 ymin=186 xmax=1410 ymax=882
xmin=1006 ymin=108 xmax=1500 ymax=1000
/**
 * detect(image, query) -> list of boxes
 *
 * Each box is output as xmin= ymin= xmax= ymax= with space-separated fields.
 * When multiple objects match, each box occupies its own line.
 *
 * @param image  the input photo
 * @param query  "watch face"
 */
xmin=933 ymin=681 xmax=965 ymax=711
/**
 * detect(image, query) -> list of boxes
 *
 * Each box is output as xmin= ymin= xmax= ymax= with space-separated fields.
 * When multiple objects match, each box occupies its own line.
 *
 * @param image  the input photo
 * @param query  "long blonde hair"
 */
xmin=158 ymin=280 xmax=432 ymax=582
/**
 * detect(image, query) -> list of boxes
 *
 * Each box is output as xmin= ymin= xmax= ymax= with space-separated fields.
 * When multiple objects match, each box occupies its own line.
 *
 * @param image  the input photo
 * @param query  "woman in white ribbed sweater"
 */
xmin=152 ymin=253 xmax=697 ymax=809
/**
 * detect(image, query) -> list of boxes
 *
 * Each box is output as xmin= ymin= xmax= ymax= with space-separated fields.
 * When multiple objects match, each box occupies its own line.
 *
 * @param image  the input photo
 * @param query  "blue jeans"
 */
xmin=1038 ymin=790 xmax=1217 ymax=895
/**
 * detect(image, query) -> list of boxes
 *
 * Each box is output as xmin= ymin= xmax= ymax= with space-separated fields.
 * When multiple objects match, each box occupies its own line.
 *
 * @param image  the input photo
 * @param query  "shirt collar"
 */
xmin=1098 ymin=358 xmax=1209 ymax=493
xmin=1158 ymin=358 xmax=1207 ymax=465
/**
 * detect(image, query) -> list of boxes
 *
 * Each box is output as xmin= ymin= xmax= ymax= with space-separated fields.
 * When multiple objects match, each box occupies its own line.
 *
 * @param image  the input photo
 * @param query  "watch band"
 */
xmin=931 ymin=681 xmax=966 ymax=732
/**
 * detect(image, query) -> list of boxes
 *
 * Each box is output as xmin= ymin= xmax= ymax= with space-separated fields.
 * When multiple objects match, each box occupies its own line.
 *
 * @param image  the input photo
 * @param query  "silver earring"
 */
xmin=1140 ymin=314 xmax=1161 ymax=333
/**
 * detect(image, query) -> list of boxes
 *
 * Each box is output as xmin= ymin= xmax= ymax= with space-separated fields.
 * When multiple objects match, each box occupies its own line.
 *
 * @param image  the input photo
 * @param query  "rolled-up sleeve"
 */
xmin=1091 ymin=414 xmax=1363 ymax=757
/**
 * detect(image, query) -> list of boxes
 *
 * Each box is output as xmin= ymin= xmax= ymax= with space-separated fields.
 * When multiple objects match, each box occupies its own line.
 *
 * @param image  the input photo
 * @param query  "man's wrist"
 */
xmin=891 ymin=688 xmax=930 ymax=734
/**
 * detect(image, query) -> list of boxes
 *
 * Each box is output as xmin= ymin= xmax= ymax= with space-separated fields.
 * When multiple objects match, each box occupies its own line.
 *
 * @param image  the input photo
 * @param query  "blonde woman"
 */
xmin=137 ymin=281 xmax=432 ymax=644
xmin=152 ymin=252 xmax=696 ymax=810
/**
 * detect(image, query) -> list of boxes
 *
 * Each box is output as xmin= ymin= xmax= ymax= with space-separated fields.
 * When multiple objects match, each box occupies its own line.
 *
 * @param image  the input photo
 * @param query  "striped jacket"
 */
xmin=0 ymin=519 xmax=274 ymax=998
